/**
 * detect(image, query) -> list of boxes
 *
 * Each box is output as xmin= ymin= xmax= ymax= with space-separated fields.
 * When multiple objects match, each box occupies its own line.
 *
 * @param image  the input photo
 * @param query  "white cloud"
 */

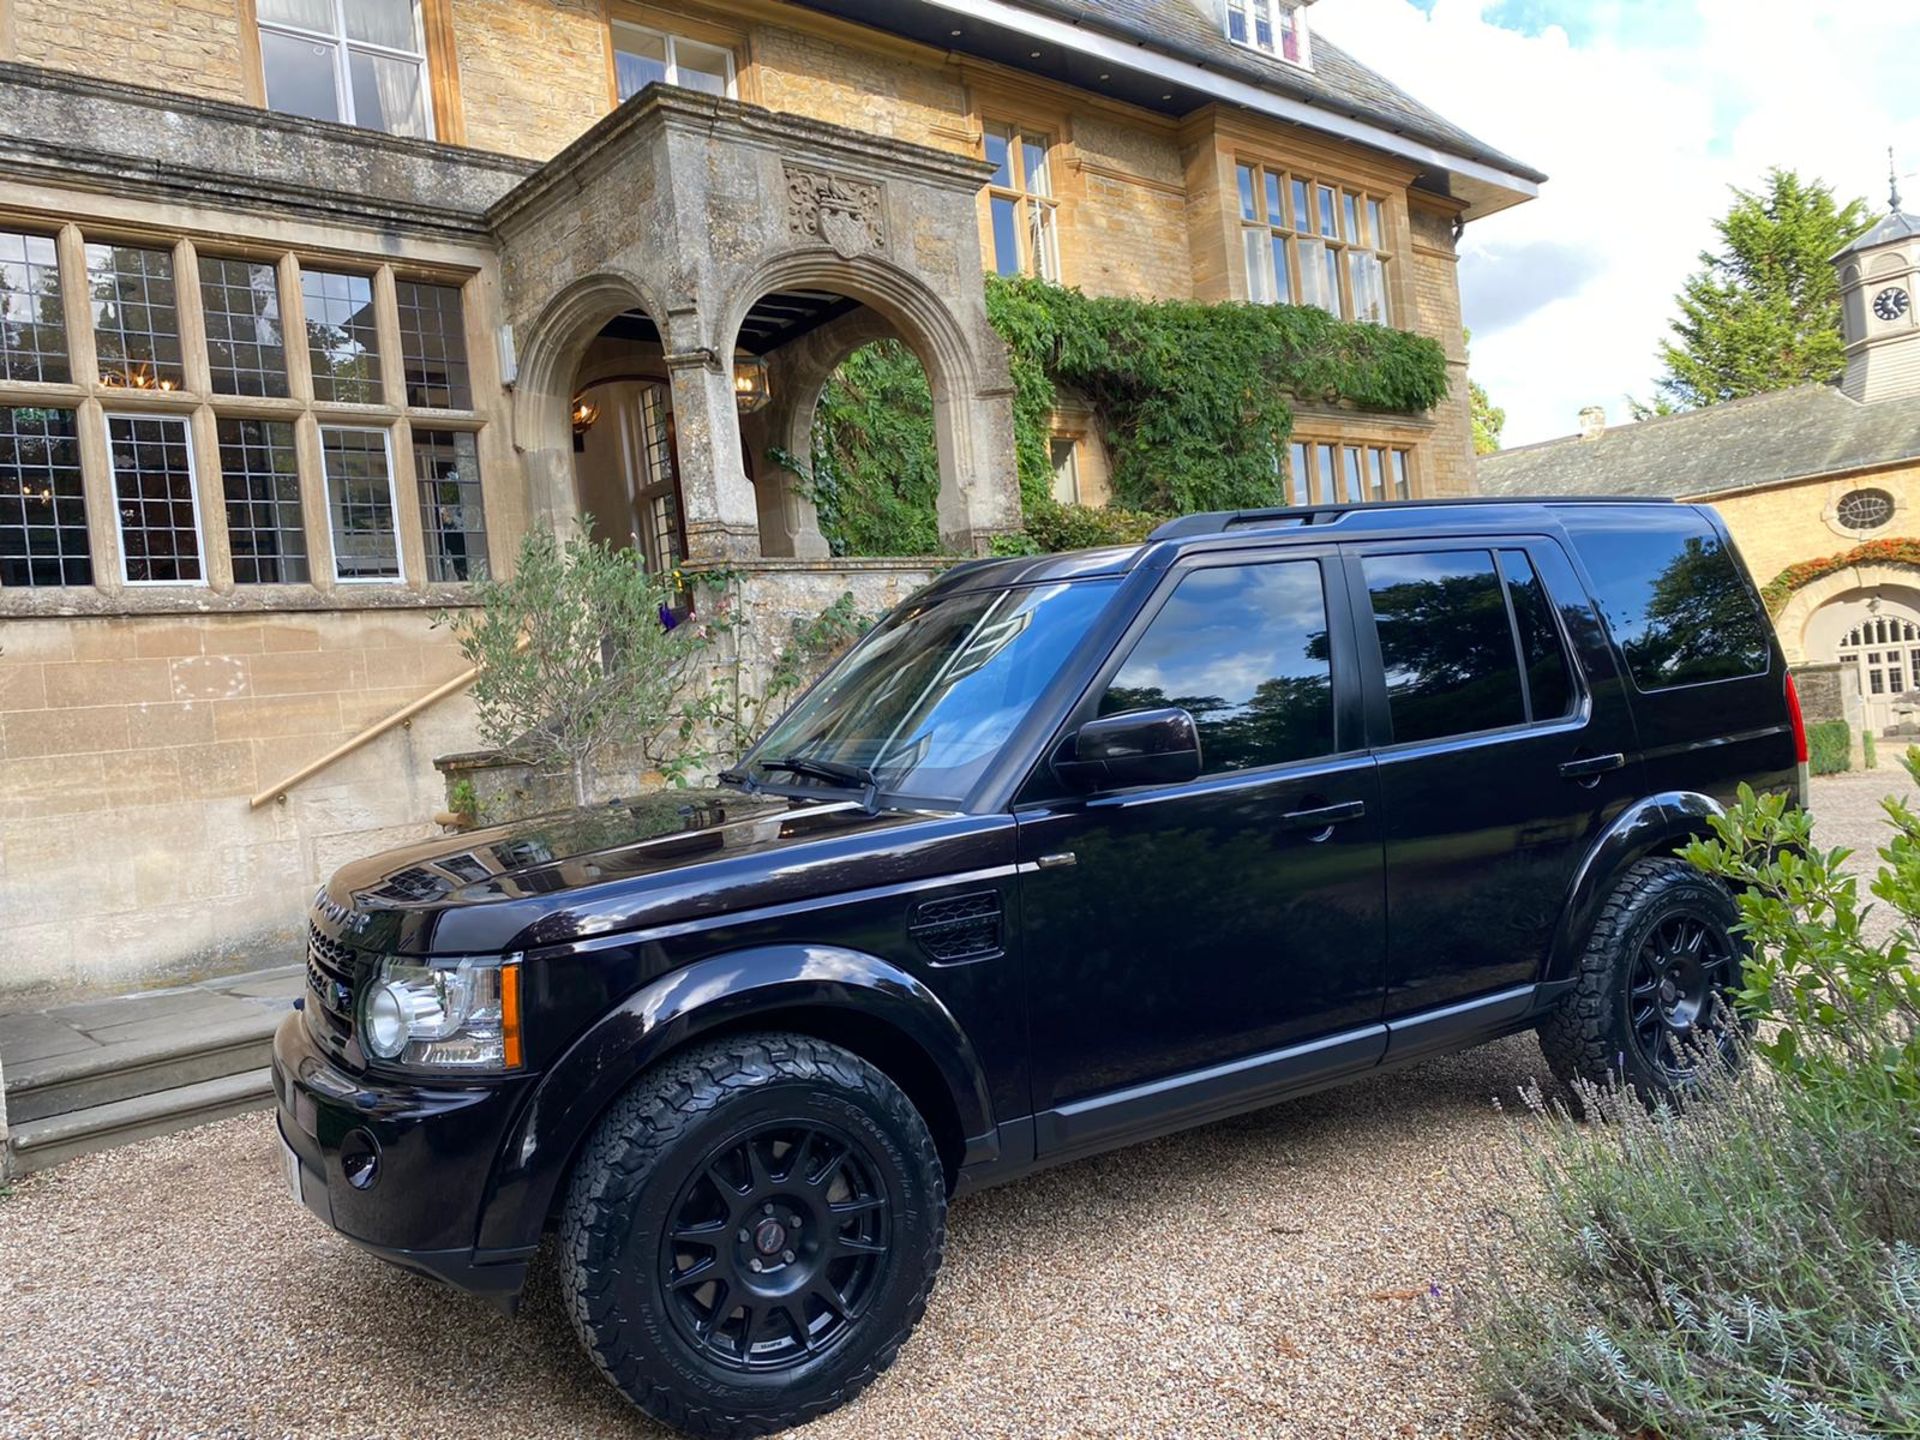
xmin=1311 ymin=0 xmax=1920 ymax=447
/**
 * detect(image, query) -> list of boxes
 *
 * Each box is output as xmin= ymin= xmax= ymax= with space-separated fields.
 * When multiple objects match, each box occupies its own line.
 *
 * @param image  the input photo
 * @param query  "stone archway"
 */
xmin=489 ymin=85 xmax=1019 ymax=561
xmin=1774 ymin=562 xmax=1920 ymax=663
xmin=506 ymin=270 xmax=668 ymax=545
xmin=713 ymin=250 xmax=1018 ymax=554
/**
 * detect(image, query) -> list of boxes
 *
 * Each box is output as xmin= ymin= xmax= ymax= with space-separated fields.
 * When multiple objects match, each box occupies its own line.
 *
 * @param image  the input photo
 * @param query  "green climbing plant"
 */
xmin=800 ymin=278 xmax=1452 ymax=555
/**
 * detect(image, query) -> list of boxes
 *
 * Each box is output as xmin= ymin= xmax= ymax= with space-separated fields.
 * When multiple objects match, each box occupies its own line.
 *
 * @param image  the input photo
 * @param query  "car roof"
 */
xmin=928 ymin=497 xmax=1684 ymax=597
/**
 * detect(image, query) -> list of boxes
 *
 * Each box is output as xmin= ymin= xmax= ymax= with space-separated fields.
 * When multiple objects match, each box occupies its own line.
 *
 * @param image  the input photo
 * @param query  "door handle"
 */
xmin=1279 ymin=799 xmax=1366 ymax=833
xmin=1559 ymin=752 xmax=1626 ymax=781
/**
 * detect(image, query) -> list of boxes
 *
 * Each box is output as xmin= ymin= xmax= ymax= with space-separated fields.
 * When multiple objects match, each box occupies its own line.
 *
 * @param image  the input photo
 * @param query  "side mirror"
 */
xmin=1053 ymin=707 xmax=1202 ymax=792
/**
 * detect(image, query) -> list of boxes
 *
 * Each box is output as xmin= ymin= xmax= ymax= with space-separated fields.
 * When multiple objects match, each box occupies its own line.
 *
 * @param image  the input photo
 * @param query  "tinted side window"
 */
xmin=1101 ymin=561 xmax=1334 ymax=774
xmin=1562 ymin=508 xmax=1769 ymax=690
xmin=1365 ymin=550 xmax=1525 ymax=744
xmin=1499 ymin=549 xmax=1576 ymax=721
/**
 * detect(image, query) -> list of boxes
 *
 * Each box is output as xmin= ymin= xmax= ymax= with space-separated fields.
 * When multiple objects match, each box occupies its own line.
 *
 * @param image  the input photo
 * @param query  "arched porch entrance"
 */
xmin=492 ymin=85 xmax=1020 ymax=563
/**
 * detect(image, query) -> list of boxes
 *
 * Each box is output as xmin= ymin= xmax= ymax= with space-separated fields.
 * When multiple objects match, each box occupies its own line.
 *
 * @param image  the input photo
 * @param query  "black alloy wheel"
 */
xmin=1624 ymin=910 xmax=1739 ymax=1080
xmin=559 ymin=1033 xmax=946 ymax=1440
xmin=661 ymin=1119 xmax=892 ymax=1371
xmin=1538 ymin=857 xmax=1750 ymax=1104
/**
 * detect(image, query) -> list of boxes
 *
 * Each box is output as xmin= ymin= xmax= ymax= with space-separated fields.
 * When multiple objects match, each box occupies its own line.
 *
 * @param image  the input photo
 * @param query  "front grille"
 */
xmin=908 ymin=891 xmax=1004 ymax=964
xmin=305 ymin=923 xmax=360 ymax=1040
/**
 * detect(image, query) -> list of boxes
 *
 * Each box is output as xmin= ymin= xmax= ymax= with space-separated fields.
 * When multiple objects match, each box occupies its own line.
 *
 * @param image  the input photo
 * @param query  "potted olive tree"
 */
xmin=437 ymin=526 xmax=711 ymax=814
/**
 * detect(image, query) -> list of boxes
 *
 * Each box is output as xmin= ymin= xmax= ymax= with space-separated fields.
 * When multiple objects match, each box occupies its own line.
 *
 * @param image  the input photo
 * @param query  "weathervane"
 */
xmin=1892 ymin=146 xmax=1903 ymax=213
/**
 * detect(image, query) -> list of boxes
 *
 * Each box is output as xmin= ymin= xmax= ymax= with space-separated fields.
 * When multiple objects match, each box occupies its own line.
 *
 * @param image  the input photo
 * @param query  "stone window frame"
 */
xmin=0 ymin=218 xmax=493 ymax=611
xmin=254 ymin=0 xmax=437 ymax=139
xmin=103 ymin=410 xmax=210 ymax=587
xmin=605 ymin=6 xmax=741 ymax=108
xmin=983 ymin=118 xmax=1063 ymax=283
xmin=1235 ymin=160 xmax=1394 ymax=325
xmin=1287 ymin=434 xmax=1417 ymax=507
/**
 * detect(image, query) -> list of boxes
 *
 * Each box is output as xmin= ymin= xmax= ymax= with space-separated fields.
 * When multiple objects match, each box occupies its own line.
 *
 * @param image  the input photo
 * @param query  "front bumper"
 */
xmin=271 ymin=1010 xmax=537 ymax=1308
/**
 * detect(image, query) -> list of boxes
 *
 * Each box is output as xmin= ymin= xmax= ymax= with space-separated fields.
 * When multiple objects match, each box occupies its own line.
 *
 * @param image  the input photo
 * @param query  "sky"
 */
xmin=1309 ymin=0 xmax=1920 ymax=447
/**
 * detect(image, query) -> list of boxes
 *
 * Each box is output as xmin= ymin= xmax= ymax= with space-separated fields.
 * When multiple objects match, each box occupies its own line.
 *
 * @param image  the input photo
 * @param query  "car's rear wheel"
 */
xmin=559 ymin=1032 xmax=946 ymax=1439
xmin=1538 ymin=857 xmax=1749 ymax=1104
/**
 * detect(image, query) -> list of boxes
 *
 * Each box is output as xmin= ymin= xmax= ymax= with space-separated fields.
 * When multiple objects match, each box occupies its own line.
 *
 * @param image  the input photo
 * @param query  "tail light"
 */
xmin=1785 ymin=671 xmax=1810 ymax=809
xmin=1784 ymin=672 xmax=1809 ymax=764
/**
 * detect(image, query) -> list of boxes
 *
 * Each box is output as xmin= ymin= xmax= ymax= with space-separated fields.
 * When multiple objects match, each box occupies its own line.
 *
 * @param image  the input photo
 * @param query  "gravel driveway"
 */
xmin=0 ymin=774 xmax=1903 ymax=1440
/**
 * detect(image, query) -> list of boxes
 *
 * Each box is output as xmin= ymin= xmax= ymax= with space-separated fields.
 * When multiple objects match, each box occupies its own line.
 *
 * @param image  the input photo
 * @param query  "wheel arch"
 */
xmin=1544 ymin=792 xmax=1728 ymax=985
xmin=475 ymin=944 xmax=995 ymax=1256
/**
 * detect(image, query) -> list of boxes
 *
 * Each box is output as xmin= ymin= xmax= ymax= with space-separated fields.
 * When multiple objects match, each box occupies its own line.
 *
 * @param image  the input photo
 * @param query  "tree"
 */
xmin=1465 ymin=327 xmax=1505 ymax=455
xmin=437 ymin=526 xmax=707 ymax=808
xmin=1654 ymin=168 xmax=1871 ymax=409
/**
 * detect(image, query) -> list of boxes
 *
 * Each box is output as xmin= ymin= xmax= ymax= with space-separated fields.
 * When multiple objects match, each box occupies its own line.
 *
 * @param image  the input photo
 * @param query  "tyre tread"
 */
xmin=557 ymin=1032 xmax=946 ymax=1440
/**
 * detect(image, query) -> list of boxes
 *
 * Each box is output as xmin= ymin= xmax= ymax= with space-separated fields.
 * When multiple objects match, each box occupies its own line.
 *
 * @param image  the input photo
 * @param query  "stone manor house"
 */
xmin=0 ymin=0 xmax=1540 ymax=997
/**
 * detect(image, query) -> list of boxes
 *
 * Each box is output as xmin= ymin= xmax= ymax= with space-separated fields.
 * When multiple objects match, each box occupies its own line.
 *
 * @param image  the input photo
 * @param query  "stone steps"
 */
xmin=7 ymin=1068 xmax=276 ymax=1175
xmin=1 ymin=965 xmax=301 ymax=1177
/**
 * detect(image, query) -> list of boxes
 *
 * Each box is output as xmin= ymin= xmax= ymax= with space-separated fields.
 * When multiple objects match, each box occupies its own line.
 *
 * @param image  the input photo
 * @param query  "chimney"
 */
xmin=1578 ymin=405 xmax=1607 ymax=439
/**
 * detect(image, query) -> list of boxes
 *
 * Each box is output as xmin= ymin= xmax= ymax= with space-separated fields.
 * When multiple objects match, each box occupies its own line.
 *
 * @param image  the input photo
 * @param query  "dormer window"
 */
xmin=1226 ymin=1 xmax=1309 ymax=66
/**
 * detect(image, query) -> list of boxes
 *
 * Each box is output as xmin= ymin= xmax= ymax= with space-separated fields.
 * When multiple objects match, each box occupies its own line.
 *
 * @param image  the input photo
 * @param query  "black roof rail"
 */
xmin=1147 ymin=494 xmax=1677 ymax=542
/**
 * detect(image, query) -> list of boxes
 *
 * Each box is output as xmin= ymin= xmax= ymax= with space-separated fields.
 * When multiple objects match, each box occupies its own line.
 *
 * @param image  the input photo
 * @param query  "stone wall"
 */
xmin=10 ymin=0 xmax=250 ymax=105
xmin=1712 ymin=459 xmax=1920 ymax=590
xmin=1407 ymin=200 xmax=1475 ymax=497
xmin=451 ymin=0 xmax=609 ymax=159
xmin=752 ymin=22 xmax=973 ymax=156
xmin=1065 ymin=114 xmax=1193 ymax=301
xmin=0 ymin=611 xmax=481 ymax=1000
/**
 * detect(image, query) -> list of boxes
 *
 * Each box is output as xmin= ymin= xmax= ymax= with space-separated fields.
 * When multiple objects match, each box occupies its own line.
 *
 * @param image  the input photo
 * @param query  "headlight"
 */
xmin=359 ymin=956 xmax=523 ymax=1071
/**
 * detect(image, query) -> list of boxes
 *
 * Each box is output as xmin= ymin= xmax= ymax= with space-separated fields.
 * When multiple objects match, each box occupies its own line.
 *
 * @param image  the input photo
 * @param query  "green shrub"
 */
xmin=1022 ymin=502 xmax=1166 ymax=552
xmin=1682 ymin=771 xmax=1920 ymax=1090
xmin=985 ymin=275 xmax=1451 ymax=515
xmin=1865 ymin=729 xmax=1879 ymax=769
xmin=1470 ymin=1059 xmax=1920 ymax=1440
xmin=1471 ymin=760 xmax=1920 ymax=1437
xmin=1808 ymin=718 xmax=1852 ymax=774
xmin=801 ymin=340 xmax=944 ymax=557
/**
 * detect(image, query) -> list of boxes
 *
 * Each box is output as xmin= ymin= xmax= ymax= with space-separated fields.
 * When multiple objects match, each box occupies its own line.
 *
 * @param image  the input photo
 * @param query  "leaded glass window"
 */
xmin=0 ymin=231 xmax=69 ymax=384
xmin=218 ymin=417 xmax=307 ymax=584
xmin=106 ymin=413 xmax=204 ymax=584
xmin=302 ymin=268 xmax=383 ymax=404
xmin=200 ymin=257 xmax=290 ymax=398
xmin=321 ymin=425 xmax=401 ymax=580
xmin=394 ymin=280 xmax=471 ymax=409
xmin=0 ymin=406 xmax=89 ymax=587
xmin=412 ymin=429 xmax=488 ymax=581
xmin=88 ymin=243 xmax=185 ymax=390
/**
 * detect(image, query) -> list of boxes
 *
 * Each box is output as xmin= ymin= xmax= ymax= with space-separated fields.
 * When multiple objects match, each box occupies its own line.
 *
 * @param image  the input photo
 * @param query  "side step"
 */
xmin=6 ymin=1068 xmax=276 ymax=1175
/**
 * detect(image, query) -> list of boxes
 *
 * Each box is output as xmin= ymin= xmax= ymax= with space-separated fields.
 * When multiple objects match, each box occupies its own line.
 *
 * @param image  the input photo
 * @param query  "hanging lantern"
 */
xmin=732 ymin=353 xmax=772 ymax=415
xmin=570 ymin=397 xmax=600 ymax=434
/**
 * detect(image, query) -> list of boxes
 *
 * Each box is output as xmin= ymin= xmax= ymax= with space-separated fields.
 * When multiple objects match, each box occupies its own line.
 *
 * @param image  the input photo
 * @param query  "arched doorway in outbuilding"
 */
xmin=1805 ymin=587 xmax=1920 ymax=733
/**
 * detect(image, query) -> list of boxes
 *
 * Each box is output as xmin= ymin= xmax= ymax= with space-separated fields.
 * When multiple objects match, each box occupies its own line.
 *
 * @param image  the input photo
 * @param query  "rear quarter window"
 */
xmin=1561 ymin=507 xmax=1770 ymax=690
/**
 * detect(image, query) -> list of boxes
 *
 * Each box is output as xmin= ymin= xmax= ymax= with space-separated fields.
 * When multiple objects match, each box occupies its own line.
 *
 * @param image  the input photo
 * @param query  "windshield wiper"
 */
xmin=759 ymin=755 xmax=883 ymax=813
xmin=716 ymin=767 xmax=761 ymax=796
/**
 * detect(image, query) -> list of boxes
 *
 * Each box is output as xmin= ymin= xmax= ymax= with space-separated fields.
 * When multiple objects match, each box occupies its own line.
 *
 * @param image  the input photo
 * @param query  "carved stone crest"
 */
xmin=786 ymin=166 xmax=887 ymax=258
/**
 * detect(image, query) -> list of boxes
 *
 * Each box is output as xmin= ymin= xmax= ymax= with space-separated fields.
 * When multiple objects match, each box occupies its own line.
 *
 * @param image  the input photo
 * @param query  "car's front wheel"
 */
xmin=559 ymin=1032 xmax=947 ymax=1439
xmin=1538 ymin=857 xmax=1750 ymax=1104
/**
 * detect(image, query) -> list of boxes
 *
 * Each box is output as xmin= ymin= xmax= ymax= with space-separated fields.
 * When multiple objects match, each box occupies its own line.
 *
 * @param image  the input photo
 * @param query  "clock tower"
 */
xmin=1835 ymin=162 xmax=1919 ymax=405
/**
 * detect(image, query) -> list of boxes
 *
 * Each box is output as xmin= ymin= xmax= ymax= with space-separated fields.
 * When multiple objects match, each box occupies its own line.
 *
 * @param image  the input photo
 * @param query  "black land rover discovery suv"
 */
xmin=273 ymin=498 xmax=1807 ymax=1438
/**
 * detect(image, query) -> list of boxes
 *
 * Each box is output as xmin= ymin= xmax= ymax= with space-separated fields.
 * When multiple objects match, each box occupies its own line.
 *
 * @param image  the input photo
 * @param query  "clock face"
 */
xmin=1874 ymin=286 xmax=1912 ymax=322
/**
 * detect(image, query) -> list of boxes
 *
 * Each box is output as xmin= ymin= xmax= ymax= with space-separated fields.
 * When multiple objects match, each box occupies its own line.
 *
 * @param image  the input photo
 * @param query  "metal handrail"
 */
xmin=248 ymin=662 xmax=485 ymax=810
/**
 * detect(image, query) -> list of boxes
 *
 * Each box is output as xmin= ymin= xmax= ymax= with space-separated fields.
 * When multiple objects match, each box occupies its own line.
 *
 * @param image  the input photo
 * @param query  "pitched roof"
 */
xmin=1838 ymin=206 xmax=1920 ymax=258
xmin=1020 ymin=0 xmax=1543 ymax=183
xmin=1478 ymin=385 xmax=1920 ymax=501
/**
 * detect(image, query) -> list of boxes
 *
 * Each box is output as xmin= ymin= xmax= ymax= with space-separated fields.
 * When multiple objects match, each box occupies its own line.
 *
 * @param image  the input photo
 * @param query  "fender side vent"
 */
xmin=909 ymin=891 xmax=1003 ymax=964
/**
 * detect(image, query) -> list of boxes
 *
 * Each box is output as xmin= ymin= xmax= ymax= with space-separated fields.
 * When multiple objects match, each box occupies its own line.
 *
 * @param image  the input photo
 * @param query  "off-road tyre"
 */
xmin=558 ymin=1032 xmax=946 ymax=1439
xmin=1538 ymin=856 xmax=1749 ymax=1106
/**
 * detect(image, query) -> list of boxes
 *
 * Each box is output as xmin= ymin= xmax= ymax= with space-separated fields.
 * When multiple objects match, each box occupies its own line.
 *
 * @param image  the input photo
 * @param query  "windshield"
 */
xmin=746 ymin=580 xmax=1114 ymax=807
